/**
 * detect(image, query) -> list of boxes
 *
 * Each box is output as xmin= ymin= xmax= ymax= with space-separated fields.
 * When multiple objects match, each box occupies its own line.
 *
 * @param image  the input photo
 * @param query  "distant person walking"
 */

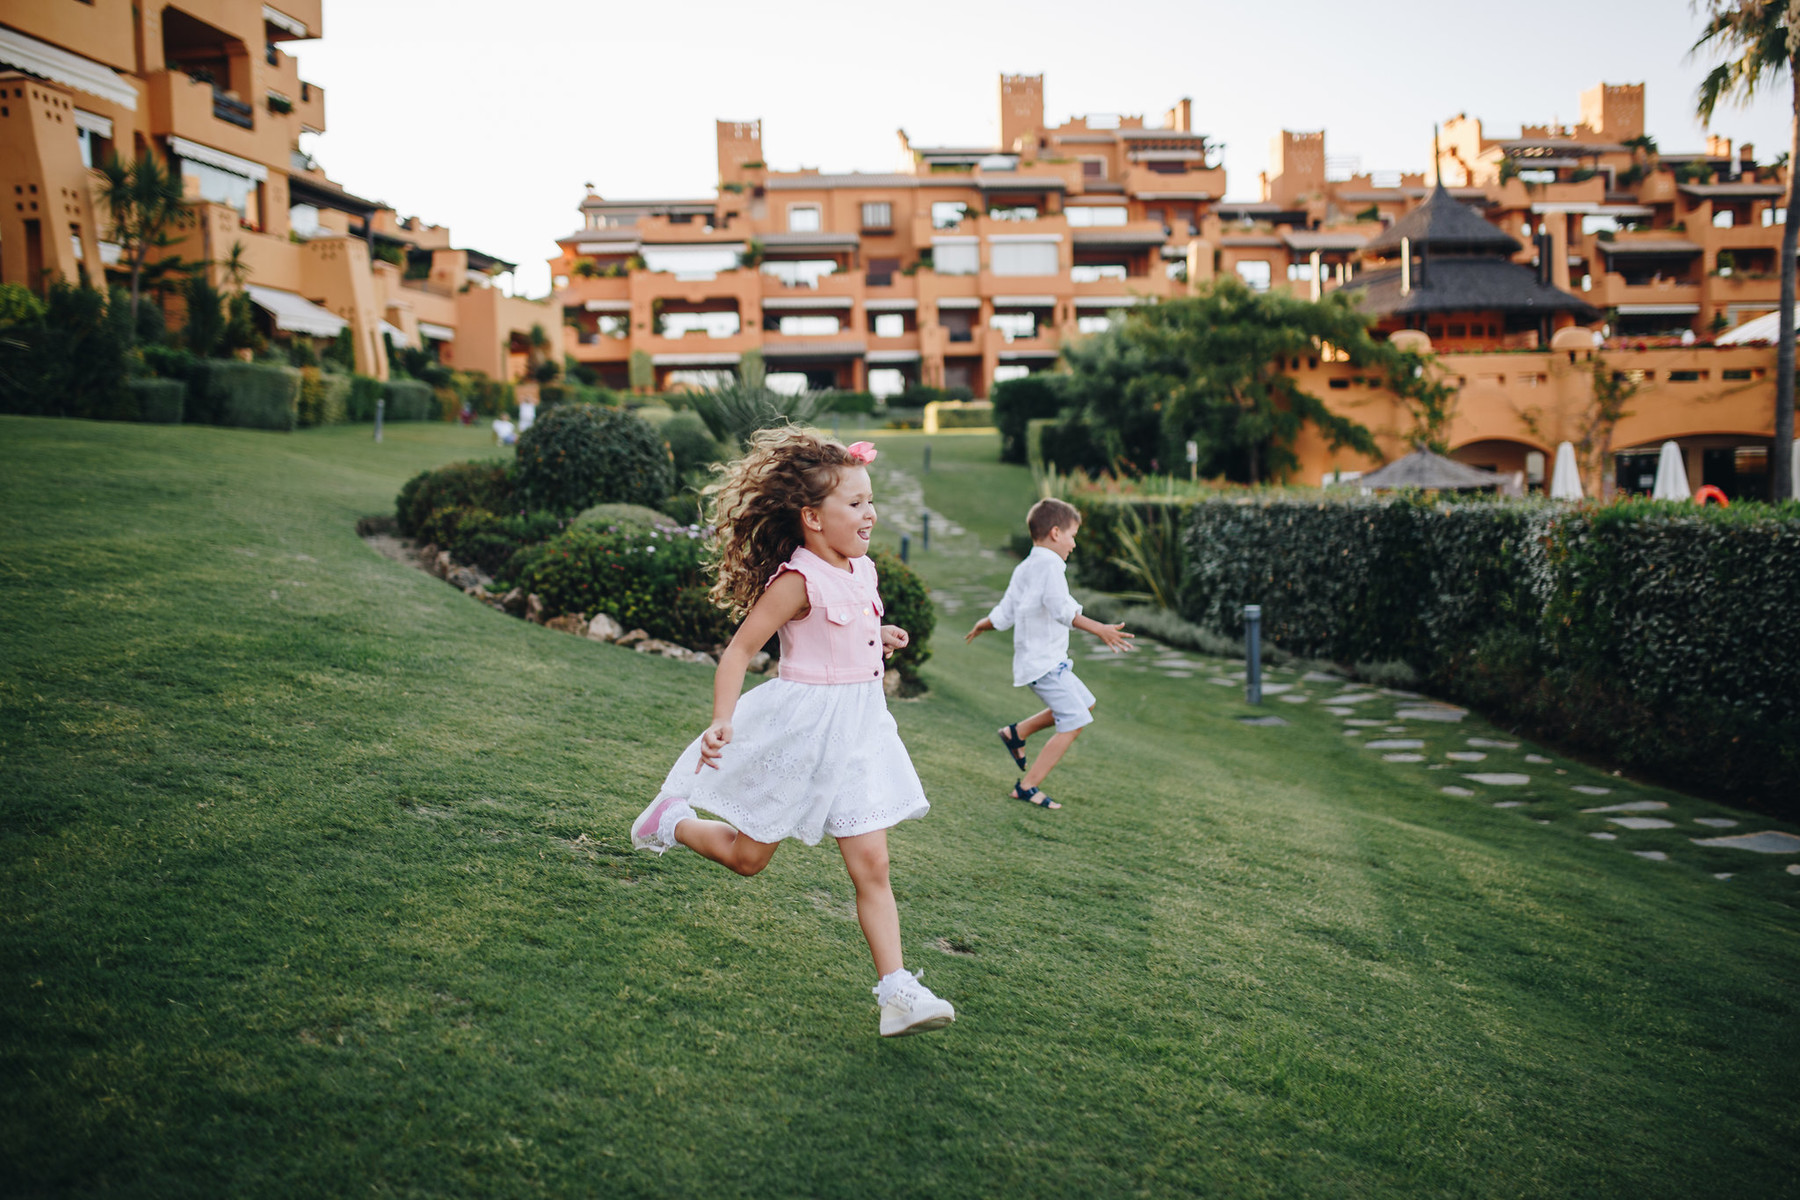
xmin=966 ymin=497 xmax=1134 ymax=809
xmin=631 ymin=429 xmax=955 ymax=1038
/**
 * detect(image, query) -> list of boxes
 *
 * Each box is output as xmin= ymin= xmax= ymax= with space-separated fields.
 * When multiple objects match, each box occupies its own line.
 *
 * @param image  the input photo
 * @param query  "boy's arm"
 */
xmin=1073 ymin=612 xmax=1135 ymax=652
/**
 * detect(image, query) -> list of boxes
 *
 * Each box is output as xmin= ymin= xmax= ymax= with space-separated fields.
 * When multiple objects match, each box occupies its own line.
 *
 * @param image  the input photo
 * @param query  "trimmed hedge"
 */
xmin=188 ymin=360 xmax=301 ymax=431
xmin=127 ymin=378 xmax=185 ymax=424
xmin=346 ymin=375 xmax=384 ymax=422
xmin=395 ymin=460 xmax=515 ymax=537
xmin=297 ymin=367 xmax=352 ymax=427
xmin=870 ymin=547 xmax=934 ymax=688
xmin=383 ymin=378 xmax=436 ymax=421
xmin=1176 ymin=496 xmax=1800 ymax=810
xmin=990 ymin=374 xmax=1069 ymax=463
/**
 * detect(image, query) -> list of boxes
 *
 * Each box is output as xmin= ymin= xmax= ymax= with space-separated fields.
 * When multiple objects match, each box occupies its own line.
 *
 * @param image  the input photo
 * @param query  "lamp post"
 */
xmin=1244 ymin=604 xmax=1262 ymax=705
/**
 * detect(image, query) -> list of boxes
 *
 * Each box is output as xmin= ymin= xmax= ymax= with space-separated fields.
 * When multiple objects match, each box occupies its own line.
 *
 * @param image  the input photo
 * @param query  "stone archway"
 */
xmin=1451 ymin=437 xmax=1550 ymax=492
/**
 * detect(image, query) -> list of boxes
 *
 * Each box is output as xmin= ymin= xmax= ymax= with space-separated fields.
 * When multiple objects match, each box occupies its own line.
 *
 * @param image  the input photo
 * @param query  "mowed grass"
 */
xmin=2 ymin=415 xmax=1797 ymax=1198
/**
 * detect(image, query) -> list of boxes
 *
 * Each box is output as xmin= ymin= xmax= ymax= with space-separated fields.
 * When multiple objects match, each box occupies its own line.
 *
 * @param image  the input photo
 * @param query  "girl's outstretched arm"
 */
xmin=697 ymin=571 xmax=808 ymax=772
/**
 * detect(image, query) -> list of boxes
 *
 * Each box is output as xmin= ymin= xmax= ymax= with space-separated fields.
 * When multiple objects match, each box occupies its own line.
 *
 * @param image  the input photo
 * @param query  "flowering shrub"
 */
xmin=510 ymin=522 xmax=735 ymax=647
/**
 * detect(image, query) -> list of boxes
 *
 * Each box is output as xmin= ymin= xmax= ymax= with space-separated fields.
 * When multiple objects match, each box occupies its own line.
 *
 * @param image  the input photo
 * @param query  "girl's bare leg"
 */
xmin=837 ymin=830 xmax=903 ymax=977
xmin=675 ymin=817 xmax=779 ymax=877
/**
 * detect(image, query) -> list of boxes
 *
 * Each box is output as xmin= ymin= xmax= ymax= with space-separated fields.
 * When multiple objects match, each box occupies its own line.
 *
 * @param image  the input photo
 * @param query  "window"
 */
xmin=1071 ymin=264 xmax=1127 ymax=282
xmin=1234 ymin=260 xmax=1271 ymax=291
xmin=288 ymin=203 xmax=321 ymax=238
xmin=873 ymin=313 xmax=904 ymax=338
xmin=787 ymin=205 xmax=820 ymax=232
xmin=993 ymin=365 xmax=1031 ymax=384
xmin=1166 ymin=260 xmax=1188 ymax=281
xmin=643 ymin=244 xmax=743 ymax=275
xmin=932 ymin=201 xmax=969 ymax=230
xmin=1581 ymin=214 xmax=1620 ymax=236
xmin=989 ymin=312 xmax=1036 ymax=341
xmin=988 ymin=205 xmax=1038 ymax=222
xmin=661 ymin=311 xmax=740 ymax=338
xmin=868 ymin=368 xmax=906 ymax=398
xmin=867 ymin=256 xmax=899 ymax=286
xmin=765 ymin=372 xmax=810 ymax=395
xmin=778 ymin=314 xmax=840 ymax=336
xmin=1077 ymin=314 xmax=1112 ymax=334
xmin=179 ymin=157 xmax=257 ymax=223
xmin=1764 ymin=206 xmax=1787 ymax=226
xmin=990 ymin=240 xmax=1058 ymax=276
xmin=934 ymin=241 xmax=979 ymax=275
xmin=1287 ymin=262 xmax=1313 ymax=282
xmin=1713 ymin=209 xmax=1735 ymax=228
xmin=1080 ymin=158 xmax=1106 ymax=179
xmin=667 ymin=369 xmax=731 ymax=390
xmin=1148 ymin=161 xmax=1185 ymax=174
xmin=597 ymin=315 xmax=628 ymax=338
xmin=1066 ymin=206 xmax=1127 ymax=227
xmin=70 ymin=226 xmax=83 ymax=263
xmin=759 ymin=259 xmax=837 ymax=287
xmin=861 ymin=201 xmax=892 ymax=230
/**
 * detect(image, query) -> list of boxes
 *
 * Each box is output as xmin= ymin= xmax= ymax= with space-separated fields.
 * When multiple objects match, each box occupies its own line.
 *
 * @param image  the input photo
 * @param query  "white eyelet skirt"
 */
xmin=650 ymin=678 xmax=930 ymax=845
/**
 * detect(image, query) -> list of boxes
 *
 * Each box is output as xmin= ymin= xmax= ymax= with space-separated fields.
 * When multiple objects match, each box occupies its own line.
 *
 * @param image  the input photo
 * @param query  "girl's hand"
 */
xmin=880 ymin=624 xmax=909 ymax=658
xmin=697 ymin=720 xmax=733 ymax=772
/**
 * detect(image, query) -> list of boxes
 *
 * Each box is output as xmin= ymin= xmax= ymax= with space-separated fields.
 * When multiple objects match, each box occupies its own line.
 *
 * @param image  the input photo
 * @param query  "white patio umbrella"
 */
xmin=1651 ymin=440 xmax=1691 ymax=500
xmin=1549 ymin=441 xmax=1584 ymax=500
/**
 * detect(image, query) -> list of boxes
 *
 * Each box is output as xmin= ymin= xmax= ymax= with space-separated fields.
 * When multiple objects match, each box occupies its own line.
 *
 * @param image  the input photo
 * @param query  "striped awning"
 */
xmin=244 ymin=285 xmax=347 ymax=338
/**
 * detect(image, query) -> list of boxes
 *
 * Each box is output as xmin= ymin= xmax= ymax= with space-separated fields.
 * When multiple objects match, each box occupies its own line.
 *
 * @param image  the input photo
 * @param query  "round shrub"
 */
xmin=869 ymin=547 xmax=935 ymax=688
xmin=514 ymin=403 xmax=673 ymax=514
xmin=661 ymin=412 xmax=729 ymax=479
xmin=573 ymin=502 xmax=678 ymax=534
xmin=395 ymin=460 xmax=514 ymax=537
xmin=511 ymin=523 xmax=712 ymax=637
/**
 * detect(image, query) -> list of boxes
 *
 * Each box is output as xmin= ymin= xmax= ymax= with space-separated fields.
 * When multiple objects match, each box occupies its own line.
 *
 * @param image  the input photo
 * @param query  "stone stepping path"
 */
xmin=1323 ymin=706 xmax=1355 ymax=715
xmin=1693 ymin=817 xmax=1739 ymax=828
xmin=1464 ymin=773 xmax=1531 ymax=785
xmin=1571 ymin=785 xmax=1612 ymax=796
xmin=1209 ymin=677 xmax=1238 ymax=687
xmin=1162 ymin=671 xmax=1194 ymax=679
xmin=1691 ymin=831 xmax=1800 ymax=854
xmin=1330 ymin=693 xmax=1381 ymax=705
xmin=1589 ymin=831 xmax=1618 ymax=841
xmin=1525 ymin=754 xmax=1552 ymax=765
xmin=1608 ymin=817 xmax=1675 ymax=830
xmin=1383 ymin=753 xmax=1425 ymax=762
xmin=1583 ymin=800 xmax=1667 ymax=813
xmin=1343 ymin=718 xmax=1385 ymax=727
xmin=1381 ymin=688 xmax=1425 ymax=699
xmin=1494 ymin=800 xmax=1525 ymax=808
xmin=1278 ymin=694 xmax=1310 ymax=704
xmin=1441 ymin=786 xmax=1474 ymax=797
xmin=1238 ymin=715 xmax=1288 ymax=727
xmin=1365 ymin=739 xmax=1423 ymax=750
xmin=1259 ymin=683 xmax=1295 ymax=695
xmin=1789 ymin=864 xmax=1800 ymax=876
xmin=1445 ymin=751 xmax=1487 ymax=763
xmin=1302 ymin=671 xmax=1344 ymax=683
xmin=1633 ymin=851 xmax=1669 ymax=862
xmin=1397 ymin=705 xmax=1467 ymax=723
xmin=1467 ymin=738 xmax=1518 ymax=749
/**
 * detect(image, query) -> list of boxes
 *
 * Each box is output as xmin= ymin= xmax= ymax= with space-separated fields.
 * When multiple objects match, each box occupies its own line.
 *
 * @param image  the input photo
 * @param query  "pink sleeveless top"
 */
xmin=768 ymin=546 xmax=886 ymax=685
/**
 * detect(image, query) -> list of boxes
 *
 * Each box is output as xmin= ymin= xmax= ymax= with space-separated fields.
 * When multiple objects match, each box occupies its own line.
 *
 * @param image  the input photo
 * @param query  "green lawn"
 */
xmin=2 ymin=416 xmax=1797 ymax=1198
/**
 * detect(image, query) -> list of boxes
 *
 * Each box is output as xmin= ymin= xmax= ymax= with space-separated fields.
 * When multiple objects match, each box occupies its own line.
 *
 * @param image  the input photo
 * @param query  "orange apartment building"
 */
xmin=553 ymin=74 xmax=1791 ymax=499
xmin=0 ymin=0 xmax=546 ymax=381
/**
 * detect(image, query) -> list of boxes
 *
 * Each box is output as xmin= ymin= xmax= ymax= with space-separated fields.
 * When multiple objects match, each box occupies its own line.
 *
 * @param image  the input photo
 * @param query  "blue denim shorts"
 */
xmin=1029 ymin=660 xmax=1097 ymax=732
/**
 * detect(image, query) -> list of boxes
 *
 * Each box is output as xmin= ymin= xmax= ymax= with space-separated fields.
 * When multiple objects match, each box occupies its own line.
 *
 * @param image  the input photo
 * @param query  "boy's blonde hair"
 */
xmin=704 ymin=426 xmax=863 ymax=618
xmin=1027 ymin=497 xmax=1081 ymax=542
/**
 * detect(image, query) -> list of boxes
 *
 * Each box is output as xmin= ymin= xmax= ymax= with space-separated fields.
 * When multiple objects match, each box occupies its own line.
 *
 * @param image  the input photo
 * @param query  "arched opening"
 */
xmin=1451 ymin=438 xmax=1549 ymax=493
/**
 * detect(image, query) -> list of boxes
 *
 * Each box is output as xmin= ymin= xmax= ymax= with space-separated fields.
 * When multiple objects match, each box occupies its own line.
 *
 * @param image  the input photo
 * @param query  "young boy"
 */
xmin=966 ymin=497 xmax=1134 ymax=809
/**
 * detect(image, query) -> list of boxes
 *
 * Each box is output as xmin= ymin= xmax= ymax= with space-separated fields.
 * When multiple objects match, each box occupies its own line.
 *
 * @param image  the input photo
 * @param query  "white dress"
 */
xmin=649 ymin=548 xmax=930 ymax=845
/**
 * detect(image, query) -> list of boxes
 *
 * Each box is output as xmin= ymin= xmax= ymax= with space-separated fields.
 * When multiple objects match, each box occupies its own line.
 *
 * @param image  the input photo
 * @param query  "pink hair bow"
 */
xmin=846 ymin=441 xmax=878 ymax=464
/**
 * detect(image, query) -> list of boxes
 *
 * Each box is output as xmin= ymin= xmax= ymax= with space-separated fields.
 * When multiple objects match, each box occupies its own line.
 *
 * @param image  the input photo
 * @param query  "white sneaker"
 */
xmin=875 ymin=969 xmax=955 ymax=1037
xmin=630 ymin=794 xmax=692 ymax=854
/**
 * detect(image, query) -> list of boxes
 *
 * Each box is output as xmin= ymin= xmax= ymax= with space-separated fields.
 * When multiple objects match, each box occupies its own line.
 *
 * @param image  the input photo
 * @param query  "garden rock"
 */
xmin=546 ymin=614 xmax=586 ymax=636
xmin=616 ymin=629 xmax=649 ymax=648
xmin=417 ymin=543 xmax=440 ymax=571
xmin=526 ymin=593 xmax=546 ymax=624
xmin=501 ymin=587 xmax=527 ymax=615
xmin=447 ymin=565 xmax=488 ymax=591
xmin=1396 ymin=705 xmax=1466 ymax=723
xmin=1383 ymin=753 xmax=1424 ymax=762
xmin=635 ymin=639 xmax=675 ymax=656
xmin=1571 ymin=785 xmax=1611 ymax=796
xmin=1589 ymin=832 xmax=1617 ymax=840
xmin=883 ymin=670 xmax=901 ymax=698
xmin=434 ymin=550 xmax=454 ymax=579
xmin=1525 ymin=754 xmax=1552 ymax=764
xmin=1446 ymin=752 xmax=1486 ymax=762
xmin=747 ymin=651 xmax=772 ymax=674
xmin=586 ymin=613 xmax=624 ymax=642
xmin=1690 ymin=831 xmax=1800 ymax=854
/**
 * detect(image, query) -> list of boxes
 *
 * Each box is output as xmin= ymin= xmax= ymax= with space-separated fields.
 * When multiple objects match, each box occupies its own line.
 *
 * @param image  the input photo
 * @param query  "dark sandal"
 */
xmin=998 ymin=724 xmax=1028 ymax=771
xmin=1012 ymin=781 xmax=1061 ymax=810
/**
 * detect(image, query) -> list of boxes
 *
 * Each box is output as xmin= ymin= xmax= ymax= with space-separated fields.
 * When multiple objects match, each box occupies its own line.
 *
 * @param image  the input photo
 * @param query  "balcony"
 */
xmin=296 ymin=79 xmax=325 ymax=133
xmin=759 ymin=268 xmax=862 ymax=300
xmin=145 ymin=69 xmax=270 ymax=162
xmin=1593 ymin=272 xmax=1703 ymax=309
xmin=1707 ymin=272 xmax=1783 ymax=305
xmin=212 ymin=90 xmax=253 ymax=129
xmin=1122 ymin=164 xmax=1226 ymax=200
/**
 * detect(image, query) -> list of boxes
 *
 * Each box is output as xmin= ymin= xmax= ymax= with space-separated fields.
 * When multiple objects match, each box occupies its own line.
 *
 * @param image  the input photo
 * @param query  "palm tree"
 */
xmin=686 ymin=350 xmax=832 ymax=447
xmin=95 ymin=150 xmax=187 ymax=340
xmin=1695 ymin=0 xmax=1800 ymax=500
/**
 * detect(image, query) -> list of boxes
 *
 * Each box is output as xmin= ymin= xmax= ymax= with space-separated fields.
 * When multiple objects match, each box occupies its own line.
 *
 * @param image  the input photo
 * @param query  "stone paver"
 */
xmin=1633 ymin=851 xmax=1669 ymax=862
xmin=1208 ymin=678 xmax=1237 ymax=687
xmin=1383 ymin=753 xmax=1425 ymax=762
xmin=1440 ymin=786 xmax=1475 ymax=797
xmin=1693 ymin=817 xmax=1739 ymax=828
xmin=1445 ymin=751 xmax=1487 ymax=762
xmin=1331 ymin=693 xmax=1381 ymax=705
xmin=1163 ymin=671 xmax=1194 ymax=679
xmin=1571 ymin=785 xmax=1612 ymax=796
xmin=1788 ymin=864 xmax=1800 ymax=875
xmin=1691 ymin=831 xmax=1800 ymax=854
xmin=1278 ymin=694 xmax=1310 ymax=704
xmin=1302 ymin=671 xmax=1343 ymax=683
xmin=1582 ymin=800 xmax=1668 ymax=813
xmin=1494 ymin=801 xmax=1525 ymax=808
xmin=1366 ymin=739 xmax=1424 ymax=750
xmin=1396 ymin=705 xmax=1467 ymax=723
xmin=1238 ymin=715 xmax=1289 ymax=727
xmin=1608 ymin=817 xmax=1675 ymax=830
xmin=1525 ymin=754 xmax=1552 ymax=765
xmin=1464 ymin=773 xmax=1531 ymax=785
xmin=1589 ymin=831 xmax=1618 ymax=840
xmin=1323 ymin=706 xmax=1354 ymax=715
xmin=1467 ymin=738 xmax=1519 ymax=749
xmin=1343 ymin=718 xmax=1384 ymax=727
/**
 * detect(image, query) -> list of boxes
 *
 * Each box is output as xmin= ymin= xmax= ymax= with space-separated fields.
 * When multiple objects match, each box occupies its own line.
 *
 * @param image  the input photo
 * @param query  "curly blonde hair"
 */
xmin=704 ymin=426 xmax=862 ymax=618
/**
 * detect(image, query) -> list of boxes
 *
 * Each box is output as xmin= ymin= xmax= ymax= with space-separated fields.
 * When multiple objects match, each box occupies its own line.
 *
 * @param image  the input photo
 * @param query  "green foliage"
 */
xmin=628 ymin=348 xmax=654 ymax=391
xmin=511 ymin=524 xmax=732 ymax=645
xmin=345 ymin=374 xmax=383 ymax=422
xmin=935 ymin=402 xmax=995 ymax=429
xmin=95 ymin=150 xmax=186 ymax=334
xmin=0 ymin=283 xmax=134 ymax=419
xmin=514 ymin=403 xmax=674 ymax=514
xmin=194 ymin=360 xmax=302 ymax=431
xmin=686 ymin=352 xmax=832 ymax=447
xmin=296 ymin=366 xmax=351 ymax=427
xmin=660 ymin=412 xmax=729 ymax=480
xmin=539 ymin=382 xmax=616 ymax=409
xmin=394 ymin=459 xmax=515 ymax=538
xmin=127 ymin=377 xmax=185 ymax=424
xmin=382 ymin=378 xmax=436 ymax=421
xmin=1176 ymin=495 xmax=1800 ymax=809
xmin=572 ymin=503 xmax=676 ymax=533
xmin=413 ymin=505 xmax=564 ymax=577
xmin=990 ymin=373 xmax=1071 ymax=463
xmin=870 ymin=546 xmax=934 ymax=686
xmin=1057 ymin=278 xmax=1384 ymax=483
xmin=323 ymin=327 xmax=355 ymax=372
xmin=823 ymin=390 xmax=878 ymax=414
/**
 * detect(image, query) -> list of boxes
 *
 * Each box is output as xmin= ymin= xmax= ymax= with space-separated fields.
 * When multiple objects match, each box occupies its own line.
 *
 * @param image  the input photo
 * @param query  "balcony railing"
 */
xmin=213 ymin=91 xmax=254 ymax=129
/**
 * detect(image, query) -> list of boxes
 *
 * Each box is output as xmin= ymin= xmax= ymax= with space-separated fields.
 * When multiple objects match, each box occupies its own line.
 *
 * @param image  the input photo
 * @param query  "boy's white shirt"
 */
xmin=987 ymin=545 xmax=1084 ymax=687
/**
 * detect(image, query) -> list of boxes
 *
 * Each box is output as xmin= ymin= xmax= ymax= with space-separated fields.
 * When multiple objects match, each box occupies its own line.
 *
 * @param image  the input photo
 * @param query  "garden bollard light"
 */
xmin=900 ymin=535 xmax=910 ymax=563
xmin=922 ymin=512 xmax=930 ymax=551
xmin=374 ymin=397 xmax=384 ymax=443
xmin=1244 ymin=604 xmax=1263 ymax=706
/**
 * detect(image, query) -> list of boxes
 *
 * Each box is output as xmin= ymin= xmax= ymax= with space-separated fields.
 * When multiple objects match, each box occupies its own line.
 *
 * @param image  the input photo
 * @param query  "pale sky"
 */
xmin=297 ymin=0 xmax=1795 ymax=298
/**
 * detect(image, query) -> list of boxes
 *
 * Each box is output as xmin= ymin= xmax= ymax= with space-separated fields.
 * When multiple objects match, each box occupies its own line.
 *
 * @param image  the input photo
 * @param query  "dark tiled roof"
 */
xmin=1344 ymin=257 xmax=1600 ymax=320
xmin=1364 ymin=184 xmax=1520 ymax=256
